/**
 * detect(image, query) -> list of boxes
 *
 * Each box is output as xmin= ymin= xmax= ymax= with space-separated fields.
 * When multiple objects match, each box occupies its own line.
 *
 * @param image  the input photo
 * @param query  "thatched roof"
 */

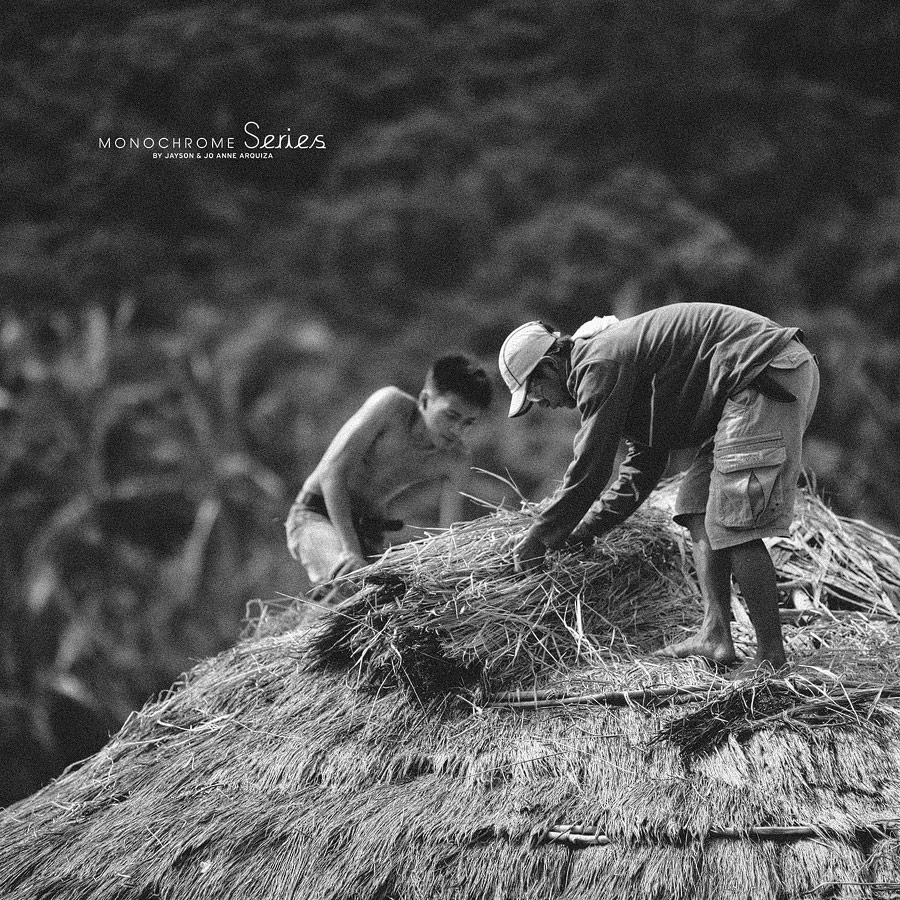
xmin=3 ymin=484 xmax=900 ymax=899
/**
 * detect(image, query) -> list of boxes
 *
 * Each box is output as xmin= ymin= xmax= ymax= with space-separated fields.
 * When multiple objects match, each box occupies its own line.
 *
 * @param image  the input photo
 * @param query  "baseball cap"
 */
xmin=498 ymin=321 xmax=557 ymax=418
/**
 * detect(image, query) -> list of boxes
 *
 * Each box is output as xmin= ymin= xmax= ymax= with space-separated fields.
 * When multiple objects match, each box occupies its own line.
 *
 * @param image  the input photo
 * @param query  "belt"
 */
xmin=297 ymin=492 xmax=404 ymax=533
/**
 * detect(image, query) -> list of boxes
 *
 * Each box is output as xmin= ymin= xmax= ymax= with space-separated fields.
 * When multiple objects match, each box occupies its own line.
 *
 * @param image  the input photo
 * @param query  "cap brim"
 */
xmin=508 ymin=386 xmax=532 ymax=418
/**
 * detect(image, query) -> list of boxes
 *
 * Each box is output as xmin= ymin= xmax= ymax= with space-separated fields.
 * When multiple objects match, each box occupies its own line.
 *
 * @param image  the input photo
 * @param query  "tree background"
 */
xmin=2 ymin=0 xmax=899 ymax=805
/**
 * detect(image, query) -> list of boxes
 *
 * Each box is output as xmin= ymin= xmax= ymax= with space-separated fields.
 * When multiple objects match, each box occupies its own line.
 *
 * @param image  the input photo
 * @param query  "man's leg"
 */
xmin=701 ymin=346 xmax=817 ymax=674
xmin=728 ymin=539 xmax=787 ymax=670
xmin=655 ymin=513 xmax=737 ymax=665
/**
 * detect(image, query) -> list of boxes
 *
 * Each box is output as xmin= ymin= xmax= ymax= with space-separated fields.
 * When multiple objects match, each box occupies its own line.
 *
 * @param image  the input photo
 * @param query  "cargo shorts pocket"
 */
xmin=712 ymin=438 xmax=787 ymax=528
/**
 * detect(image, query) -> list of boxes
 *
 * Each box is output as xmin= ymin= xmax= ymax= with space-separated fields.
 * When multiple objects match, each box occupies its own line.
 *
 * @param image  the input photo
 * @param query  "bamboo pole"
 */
xmin=545 ymin=820 xmax=900 ymax=846
xmin=487 ymin=685 xmax=711 ymax=708
xmin=488 ymin=682 xmax=900 ymax=710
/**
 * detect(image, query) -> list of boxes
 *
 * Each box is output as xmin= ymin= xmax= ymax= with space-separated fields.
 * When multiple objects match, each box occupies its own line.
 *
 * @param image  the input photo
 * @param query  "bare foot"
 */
xmin=725 ymin=657 xmax=790 ymax=680
xmin=653 ymin=635 xmax=737 ymax=666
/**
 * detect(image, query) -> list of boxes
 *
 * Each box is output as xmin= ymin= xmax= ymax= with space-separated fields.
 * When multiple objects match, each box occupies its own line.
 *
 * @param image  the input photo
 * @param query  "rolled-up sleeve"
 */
xmin=530 ymin=360 xmax=632 ymax=549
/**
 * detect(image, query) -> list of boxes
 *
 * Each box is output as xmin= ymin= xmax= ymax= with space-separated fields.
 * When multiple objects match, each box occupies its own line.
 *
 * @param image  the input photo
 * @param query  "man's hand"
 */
xmin=565 ymin=518 xmax=613 ymax=549
xmin=505 ymin=530 xmax=548 ymax=573
xmin=329 ymin=550 xmax=367 ymax=580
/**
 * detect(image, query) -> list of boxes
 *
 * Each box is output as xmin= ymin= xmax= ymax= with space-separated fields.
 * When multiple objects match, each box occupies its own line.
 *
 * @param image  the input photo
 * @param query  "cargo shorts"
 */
xmin=673 ymin=341 xmax=819 ymax=551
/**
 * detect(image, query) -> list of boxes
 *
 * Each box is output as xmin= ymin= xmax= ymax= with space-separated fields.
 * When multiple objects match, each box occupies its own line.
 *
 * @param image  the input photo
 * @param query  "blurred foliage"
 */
xmin=1 ymin=0 xmax=899 ymax=803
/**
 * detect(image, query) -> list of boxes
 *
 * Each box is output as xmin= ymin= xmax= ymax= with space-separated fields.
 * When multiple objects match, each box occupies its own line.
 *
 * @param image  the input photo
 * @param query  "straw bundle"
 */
xmin=769 ymin=492 xmax=900 ymax=615
xmin=652 ymin=675 xmax=898 ymax=761
xmin=781 ymin=611 xmax=900 ymax=682
xmin=306 ymin=503 xmax=697 ymax=699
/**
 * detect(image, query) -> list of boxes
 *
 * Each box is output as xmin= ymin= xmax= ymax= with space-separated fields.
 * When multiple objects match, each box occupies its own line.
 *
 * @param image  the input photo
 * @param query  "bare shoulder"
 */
xmin=311 ymin=387 xmax=416 ymax=481
xmin=366 ymin=385 xmax=415 ymax=409
xmin=356 ymin=386 xmax=416 ymax=424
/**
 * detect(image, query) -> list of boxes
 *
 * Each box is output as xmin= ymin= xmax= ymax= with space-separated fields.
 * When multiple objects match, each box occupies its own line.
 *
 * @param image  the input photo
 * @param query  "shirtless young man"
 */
xmin=285 ymin=355 xmax=492 ymax=586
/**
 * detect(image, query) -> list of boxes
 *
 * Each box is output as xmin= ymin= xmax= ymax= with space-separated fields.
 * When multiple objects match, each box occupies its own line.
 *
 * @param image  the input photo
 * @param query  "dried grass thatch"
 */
xmin=3 ymin=480 xmax=900 ymax=899
xmin=305 ymin=502 xmax=696 ymax=699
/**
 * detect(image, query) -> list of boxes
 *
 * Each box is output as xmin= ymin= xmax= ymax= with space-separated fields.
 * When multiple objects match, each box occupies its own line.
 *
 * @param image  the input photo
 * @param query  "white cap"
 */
xmin=498 ymin=321 xmax=557 ymax=417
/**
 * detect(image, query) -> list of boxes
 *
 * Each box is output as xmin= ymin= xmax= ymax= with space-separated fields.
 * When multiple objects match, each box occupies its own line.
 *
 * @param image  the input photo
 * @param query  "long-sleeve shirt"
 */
xmin=530 ymin=302 xmax=800 ymax=549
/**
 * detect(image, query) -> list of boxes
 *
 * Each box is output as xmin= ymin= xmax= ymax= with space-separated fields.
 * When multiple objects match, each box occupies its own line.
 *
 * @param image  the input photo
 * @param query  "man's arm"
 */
xmin=569 ymin=440 xmax=669 ymax=544
xmin=514 ymin=361 xmax=633 ymax=566
xmin=316 ymin=389 xmax=397 ymax=576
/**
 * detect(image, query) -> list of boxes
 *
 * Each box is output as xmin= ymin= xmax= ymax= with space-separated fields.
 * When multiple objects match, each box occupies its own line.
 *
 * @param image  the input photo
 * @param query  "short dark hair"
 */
xmin=428 ymin=354 xmax=492 ymax=409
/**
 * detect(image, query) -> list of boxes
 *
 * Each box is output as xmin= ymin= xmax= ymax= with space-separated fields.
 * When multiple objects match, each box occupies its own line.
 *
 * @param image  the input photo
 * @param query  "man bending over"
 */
xmin=498 ymin=303 xmax=818 ymax=674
